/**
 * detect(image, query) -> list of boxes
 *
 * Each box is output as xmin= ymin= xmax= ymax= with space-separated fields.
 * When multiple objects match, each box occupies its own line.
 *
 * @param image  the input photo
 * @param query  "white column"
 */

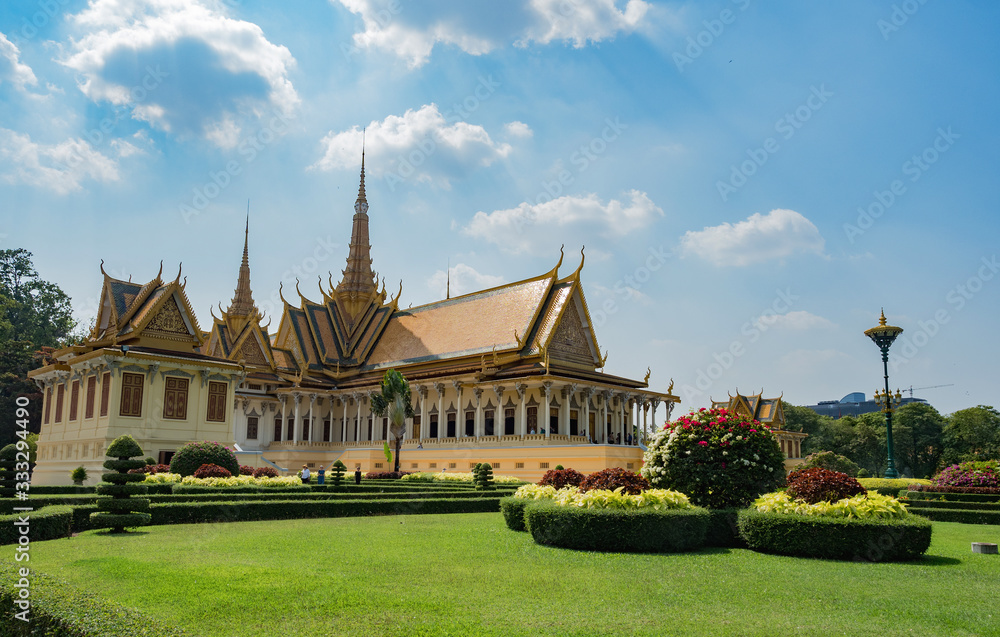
xmin=434 ymin=382 xmax=445 ymax=439
xmin=600 ymin=390 xmax=611 ymax=444
xmin=278 ymin=395 xmax=287 ymax=443
xmin=453 ymin=380 xmax=463 ymax=439
xmin=581 ymin=388 xmax=592 ymax=441
xmin=515 ymin=383 xmax=527 ymax=437
xmin=307 ymin=394 xmax=316 ymax=443
xmin=473 ymin=387 xmax=483 ymax=438
xmin=651 ymin=398 xmax=661 ymax=430
xmin=492 ymin=384 xmax=505 ymax=437
xmin=542 ymin=381 xmax=552 ymax=439
xmin=292 ymin=393 xmax=302 ymax=443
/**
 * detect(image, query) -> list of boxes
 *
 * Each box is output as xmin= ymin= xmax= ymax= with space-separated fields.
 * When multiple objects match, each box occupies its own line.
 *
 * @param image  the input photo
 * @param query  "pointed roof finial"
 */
xmin=228 ymin=208 xmax=257 ymax=317
xmin=357 ymin=127 xmax=367 ymax=204
xmin=878 ymin=308 xmax=887 ymax=326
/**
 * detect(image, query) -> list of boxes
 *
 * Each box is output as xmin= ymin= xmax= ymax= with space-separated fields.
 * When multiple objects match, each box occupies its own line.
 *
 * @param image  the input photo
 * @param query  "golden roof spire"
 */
xmin=336 ymin=137 xmax=377 ymax=312
xmin=228 ymin=205 xmax=257 ymax=317
xmin=878 ymin=308 xmax=887 ymax=326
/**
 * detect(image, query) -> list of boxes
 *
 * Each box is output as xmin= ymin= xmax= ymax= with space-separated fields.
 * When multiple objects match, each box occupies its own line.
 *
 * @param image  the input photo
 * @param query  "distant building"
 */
xmin=805 ymin=393 xmax=928 ymax=419
xmin=710 ymin=391 xmax=808 ymax=471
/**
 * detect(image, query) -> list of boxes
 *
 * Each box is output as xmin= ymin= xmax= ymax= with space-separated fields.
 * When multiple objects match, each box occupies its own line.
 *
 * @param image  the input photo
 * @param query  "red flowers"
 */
xmin=698 ymin=441 xmax=708 ymax=446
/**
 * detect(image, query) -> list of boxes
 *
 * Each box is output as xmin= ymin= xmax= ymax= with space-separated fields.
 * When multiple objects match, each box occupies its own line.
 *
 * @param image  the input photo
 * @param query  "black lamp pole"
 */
xmin=864 ymin=310 xmax=903 ymax=479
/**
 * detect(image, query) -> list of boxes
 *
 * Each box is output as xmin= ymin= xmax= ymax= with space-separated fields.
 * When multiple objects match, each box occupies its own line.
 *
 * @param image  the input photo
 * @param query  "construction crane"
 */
xmin=906 ymin=384 xmax=954 ymax=398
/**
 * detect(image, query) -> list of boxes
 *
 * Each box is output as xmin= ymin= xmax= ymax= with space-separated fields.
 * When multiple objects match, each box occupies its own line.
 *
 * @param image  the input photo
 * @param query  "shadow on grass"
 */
xmin=89 ymin=530 xmax=153 ymax=538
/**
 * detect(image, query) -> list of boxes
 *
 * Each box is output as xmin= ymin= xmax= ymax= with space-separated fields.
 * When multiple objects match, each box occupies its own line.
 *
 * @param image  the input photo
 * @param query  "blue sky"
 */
xmin=1 ymin=0 xmax=996 ymax=416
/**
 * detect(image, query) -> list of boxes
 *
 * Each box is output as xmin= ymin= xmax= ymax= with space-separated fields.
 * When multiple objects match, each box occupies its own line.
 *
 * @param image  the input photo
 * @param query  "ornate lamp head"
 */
xmin=864 ymin=309 xmax=903 ymax=350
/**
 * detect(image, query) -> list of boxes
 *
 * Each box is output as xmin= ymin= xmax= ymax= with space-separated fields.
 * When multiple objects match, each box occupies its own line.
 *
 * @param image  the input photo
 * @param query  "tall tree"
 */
xmin=842 ymin=413 xmax=888 ymax=477
xmin=940 ymin=405 xmax=1000 ymax=467
xmin=0 ymin=249 xmax=77 ymax=446
xmin=892 ymin=402 xmax=945 ymax=479
xmin=369 ymin=369 xmax=415 ymax=473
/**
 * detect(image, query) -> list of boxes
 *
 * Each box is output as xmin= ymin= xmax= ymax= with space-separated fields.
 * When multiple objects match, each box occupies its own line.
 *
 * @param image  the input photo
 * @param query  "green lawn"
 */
xmin=20 ymin=514 xmax=1000 ymax=636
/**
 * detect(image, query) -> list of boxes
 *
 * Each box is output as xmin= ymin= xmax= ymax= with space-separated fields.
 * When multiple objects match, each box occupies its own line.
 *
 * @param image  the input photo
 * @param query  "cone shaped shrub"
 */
xmin=90 ymin=435 xmax=151 ymax=533
xmin=330 ymin=460 xmax=346 ymax=487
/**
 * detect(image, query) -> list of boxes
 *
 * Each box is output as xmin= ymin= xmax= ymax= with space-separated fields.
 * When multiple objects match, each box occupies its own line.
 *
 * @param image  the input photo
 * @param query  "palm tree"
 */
xmin=370 ymin=369 xmax=415 ymax=473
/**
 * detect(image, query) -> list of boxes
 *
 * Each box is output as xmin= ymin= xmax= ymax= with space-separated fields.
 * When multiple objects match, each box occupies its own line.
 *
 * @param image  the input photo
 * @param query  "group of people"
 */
xmin=299 ymin=464 xmax=363 ymax=485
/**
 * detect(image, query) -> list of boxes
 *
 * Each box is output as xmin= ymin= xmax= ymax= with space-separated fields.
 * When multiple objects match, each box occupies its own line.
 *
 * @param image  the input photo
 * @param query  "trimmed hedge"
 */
xmin=901 ymin=506 xmax=1000 ymax=525
xmin=67 ymin=495 xmax=506 ymax=531
xmin=908 ymin=484 xmax=1000 ymax=495
xmin=737 ymin=509 xmax=932 ymax=561
xmin=500 ymin=496 xmax=529 ymax=532
xmin=524 ymin=500 xmax=709 ymax=553
xmin=0 ymin=563 xmax=188 ymax=636
xmin=25 ymin=485 xmax=96 ymax=495
xmin=171 ymin=484 xmax=311 ymax=494
xmin=0 ymin=506 xmax=74 ymax=545
xmin=901 ymin=499 xmax=1000 ymax=511
xmin=905 ymin=490 xmax=1000 ymax=503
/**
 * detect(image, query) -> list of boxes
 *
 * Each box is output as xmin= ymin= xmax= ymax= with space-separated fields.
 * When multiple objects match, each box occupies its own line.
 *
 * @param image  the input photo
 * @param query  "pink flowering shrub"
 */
xmin=641 ymin=407 xmax=785 ymax=509
xmin=933 ymin=460 xmax=999 ymax=489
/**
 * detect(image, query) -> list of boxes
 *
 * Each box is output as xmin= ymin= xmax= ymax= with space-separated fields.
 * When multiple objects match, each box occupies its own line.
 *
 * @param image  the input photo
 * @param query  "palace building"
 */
xmin=28 ymin=155 xmax=682 ymax=484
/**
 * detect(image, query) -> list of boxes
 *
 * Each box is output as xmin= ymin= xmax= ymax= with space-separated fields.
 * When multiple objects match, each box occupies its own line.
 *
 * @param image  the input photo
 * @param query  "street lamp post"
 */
xmin=864 ymin=310 xmax=904 ymax=479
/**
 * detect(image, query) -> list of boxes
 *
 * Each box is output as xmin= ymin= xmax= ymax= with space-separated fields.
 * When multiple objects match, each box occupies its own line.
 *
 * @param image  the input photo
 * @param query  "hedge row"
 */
xmin=737 ymin=510 xmax=932 ymax=561
xmin=902 ymin=506 xmax=1000 ymax=525
xmin=0 ymin=506 xmax=74 ymax=545
xmin=22 ymin=485 xmax=95 ymax=495
xmin=901 ymin=499 xmax=1000 ymax=511
xmin=525 ymin=500 xmax=710 ymax=553
xmin=908 ymin=485 xmax=1000 ymax=495
xmin=905 ymin=490 xmax=1000 ymax=503
xmin=500 ymin=497 xmax=529 ymax=532
xmin=0 ymin=563 xmax=187 ymax=636
xmin=68 ymin=495 xmax=506 ymax=531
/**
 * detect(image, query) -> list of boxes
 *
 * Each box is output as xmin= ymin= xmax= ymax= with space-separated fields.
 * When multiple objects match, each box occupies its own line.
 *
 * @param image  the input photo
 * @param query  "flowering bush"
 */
xmin=178 ymin=474 xmax=302 ymax=488
xmin=169 ymin=441 xmax=240 ymax=477
xmin=642 ymin=407 xmax=785 ymax=509
xmin=538 ymin=468 xmax=585 ymax=490
xmin=143 ymin=472 xmax=182 ymax=484
xmin=239 ymin=465 xmax=255 ymax=476
xmin=127 ymin=463 xmax=171 ymax=475
xmin=400 ymin=471 xmax=523 ymax=484
xmin=752 ymin=491 xmax=911 ymax=520
xmin=786 ymin=468 xmax=867 ymax=504
xmin=513 ymin=484 xmax=560 ymax=500
xmin=252 ymin=466 xmax=279 ymax=478
xmin=933 ymin=460 xmax=999 ymax=488
xmin=193 ymin=463 xmax=233 ymax=479
xmin=579 ymin=467 xmax=648 ymax=494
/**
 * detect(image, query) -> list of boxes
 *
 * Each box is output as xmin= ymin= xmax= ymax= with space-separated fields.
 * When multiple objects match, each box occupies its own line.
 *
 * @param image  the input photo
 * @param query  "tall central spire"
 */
xmin=336 ymin=136 xmax=377 ymax=309
xmin=229 ymin=207 xmax=257 ymax=317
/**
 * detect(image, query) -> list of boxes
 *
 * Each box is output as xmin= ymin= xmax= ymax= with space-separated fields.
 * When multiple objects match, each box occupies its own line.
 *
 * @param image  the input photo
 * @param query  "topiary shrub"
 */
xmin=330 ymin=460 xmax=347 ymax=487
xmin=500 ymin=496 xmax=530 ymax=532
xmin=642 ymin=407 xmax=785 ymax=509
xmin=933 ymin=460 xmax=999 ymax=489
xmin=798 ymin=451 xmax=861 ymax=477
xmin=580 ymin=467 xmax=648 ymax=495
xmin=239 ymin=465 xmax=255 ymax=476
xmin=193 ymin=463 xmax=233 ymax=479
xmin=856 ymin=468 xmax=870 ymax=479
xmin=252 ymin=466 xmax=279 ymax=479
xmin=145 ymin=457 xmax=157 ymax=465
xmin=473 ymin=462 xmax=495 ymax=491
xmin=525 ymin=500 xmax=709 ymax=553
xmin=554 ymin=464 xmax=565 ymax=470
xmin=738 ymin=509 xmax=932 ymax=561
xmin=538 ymin=468 xmax=585 ymax=490
xmin=169 ymin=441 xmax=239 ymax=477
xmin=70 ymin=466 xmax=88 ymax=485
xmin=90 ymin=435 xmax=151 ymax=533
xmin=786 ymin=467 xmax=867 ymax=504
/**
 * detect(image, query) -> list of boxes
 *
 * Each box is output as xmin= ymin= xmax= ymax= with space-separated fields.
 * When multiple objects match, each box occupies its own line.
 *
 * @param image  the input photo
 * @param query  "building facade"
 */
xmin=29 ymin=156 xmax=679 ymax=484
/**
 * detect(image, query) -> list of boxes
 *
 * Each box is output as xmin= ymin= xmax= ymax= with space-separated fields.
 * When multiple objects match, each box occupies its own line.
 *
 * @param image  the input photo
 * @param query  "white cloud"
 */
xmin=680 ymin=208 xmax=826 ymax=266
xmin=755 ymin=310 xmax=835 ymax=332
xmin=311 ymin=104 xmax=514 ymax=189
xmin=462 ymin=190 xmax=663 ymax=254
xmin=0 ymin=128 xmax=120 ymax=194
xmin=0 ymin=32 xmax=38 ymax=89
xmin=427 ymin=263 xmax=505 ymax=298
xmin=334 ymin=0 xmax=650 ymax=68
xmin=504 ymin=121 xmax=533 ymax=138
xmin=62 ymin=0 xmax=298 ymax=146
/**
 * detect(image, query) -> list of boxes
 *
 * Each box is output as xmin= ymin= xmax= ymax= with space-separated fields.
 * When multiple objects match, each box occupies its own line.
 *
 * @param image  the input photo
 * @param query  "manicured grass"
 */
xmin=20 ymin=514 xmax=1000 ymax=636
